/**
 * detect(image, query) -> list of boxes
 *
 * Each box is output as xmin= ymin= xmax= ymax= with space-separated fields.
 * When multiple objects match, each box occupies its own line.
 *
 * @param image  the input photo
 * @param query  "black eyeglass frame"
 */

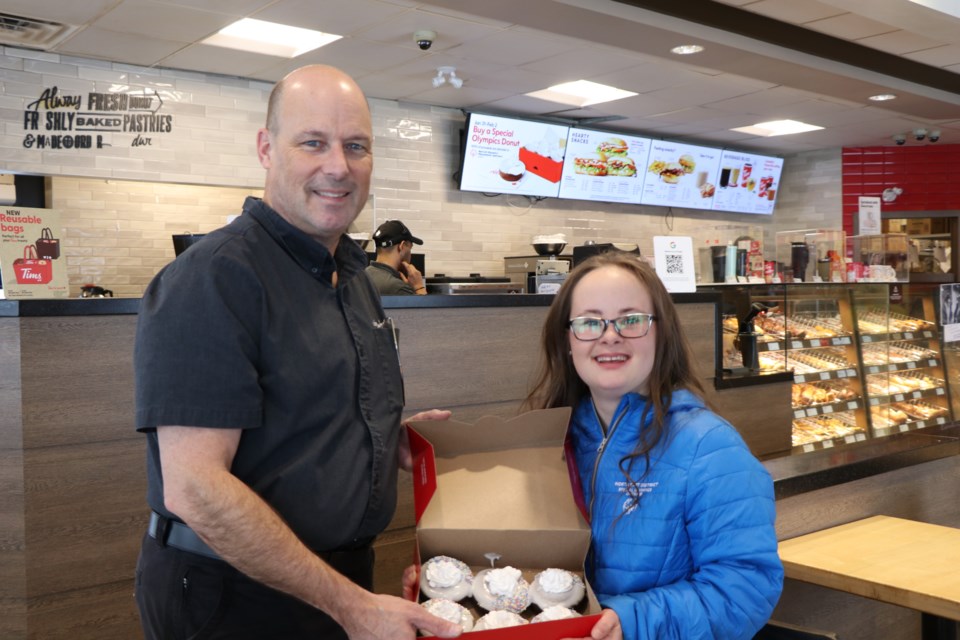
xmin=568 ymin=312 xmax=657 ymax=341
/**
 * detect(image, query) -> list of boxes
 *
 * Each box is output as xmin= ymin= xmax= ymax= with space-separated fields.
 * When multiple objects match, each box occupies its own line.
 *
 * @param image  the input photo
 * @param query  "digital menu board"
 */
xmin=459 ymin=113 xmax=568 ymax=198
xmin=710 ymin=150 xmax=784 ymax=215
xmin=557 ymin=128 xmax=652 ymax=204
xmin=639 ymin=141 xmax=723 ymax=211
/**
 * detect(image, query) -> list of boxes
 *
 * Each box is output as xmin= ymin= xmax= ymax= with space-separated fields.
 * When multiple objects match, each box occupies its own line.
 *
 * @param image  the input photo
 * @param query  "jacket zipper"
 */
xmin=587 ymin=401 xmax=627 ymax=520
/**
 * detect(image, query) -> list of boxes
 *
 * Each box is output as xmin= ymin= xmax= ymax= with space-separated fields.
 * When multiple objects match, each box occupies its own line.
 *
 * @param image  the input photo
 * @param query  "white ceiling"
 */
xmin=2 ymin=0 xmax=959 ymax=154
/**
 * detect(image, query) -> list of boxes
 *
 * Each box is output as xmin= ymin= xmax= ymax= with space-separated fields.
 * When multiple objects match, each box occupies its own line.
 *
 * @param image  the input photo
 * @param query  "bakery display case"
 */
xmin=712 ymin=282 xmax=954 ymax=455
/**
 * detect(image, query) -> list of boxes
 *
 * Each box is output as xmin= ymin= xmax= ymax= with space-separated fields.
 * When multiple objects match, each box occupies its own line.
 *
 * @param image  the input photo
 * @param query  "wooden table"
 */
xmin=779 ymin=515 xmax=960 ymax=640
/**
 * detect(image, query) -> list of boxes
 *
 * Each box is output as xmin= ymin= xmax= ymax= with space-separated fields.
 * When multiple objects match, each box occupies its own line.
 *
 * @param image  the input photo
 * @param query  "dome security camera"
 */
xmin=913 ymin=127 xmax=928 ymax=141
xmin=414 ymin=30 xmax=436 ymax=50
xmin=893 ymin=134 xmax=906 ymax=145
xmin=929 ymin=130 xmax=941 ymax=142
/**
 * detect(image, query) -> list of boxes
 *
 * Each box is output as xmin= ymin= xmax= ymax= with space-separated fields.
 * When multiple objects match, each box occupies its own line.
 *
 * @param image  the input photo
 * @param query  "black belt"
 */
xmin=148 ymin=511 xmax=221 ymax=560
xmin=147 ymin=511 xmax=375 ymax=564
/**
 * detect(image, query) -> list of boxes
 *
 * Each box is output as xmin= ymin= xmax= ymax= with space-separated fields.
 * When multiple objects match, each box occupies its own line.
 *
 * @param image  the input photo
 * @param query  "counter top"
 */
xmin=0 ymin=291 xmax=721 ymax=316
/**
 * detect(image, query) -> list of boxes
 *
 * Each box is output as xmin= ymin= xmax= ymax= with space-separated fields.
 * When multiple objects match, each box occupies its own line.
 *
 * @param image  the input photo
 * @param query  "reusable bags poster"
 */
xmin=0 ymin=206 xmax=69 ymax=298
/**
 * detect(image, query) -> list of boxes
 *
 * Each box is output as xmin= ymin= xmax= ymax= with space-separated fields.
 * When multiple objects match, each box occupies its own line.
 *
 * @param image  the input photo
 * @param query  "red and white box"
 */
xmin=519 ymin=147 xmax=563 ymax=183
xmin=408 ymin=409 xmax=602 ymax=638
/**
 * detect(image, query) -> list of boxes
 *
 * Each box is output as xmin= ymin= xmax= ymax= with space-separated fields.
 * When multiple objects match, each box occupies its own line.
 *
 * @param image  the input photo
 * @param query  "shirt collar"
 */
xmin=243 ymin=196 xmax=368 ymax=284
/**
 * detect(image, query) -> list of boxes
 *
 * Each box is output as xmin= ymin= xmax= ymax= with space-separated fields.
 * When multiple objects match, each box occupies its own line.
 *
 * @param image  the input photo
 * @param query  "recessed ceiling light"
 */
xmin=732 ymin=119 xmax=824 ymax=137
xmin=670 ymin=44 xmax=704 ymax=55
xmin=868 ymin=93 xmax=897 ymax=102
xmin=201 ymin=18 xmax=342 ymax=58
xmin=525 ymin=80 xmax=638 ymax=107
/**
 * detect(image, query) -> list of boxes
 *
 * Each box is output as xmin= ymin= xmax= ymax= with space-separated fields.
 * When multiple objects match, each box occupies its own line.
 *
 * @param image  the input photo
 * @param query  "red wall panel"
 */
xmin=842 ymin=144 xmax=960 ymax=235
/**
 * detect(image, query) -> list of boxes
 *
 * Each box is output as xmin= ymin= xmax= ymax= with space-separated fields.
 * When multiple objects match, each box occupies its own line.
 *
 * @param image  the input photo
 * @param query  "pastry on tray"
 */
xmin=532 ymin=605 xmax=582 ymax=623
xmin=420 ymin=556 xmax=474 ymax=602
xmin=472 ymin=566 xmax=531 ymax=613
xmin=474 ymin=610 xmax=529 ymax=630
xmin=420 ymin=598 xmax=474 ymax=634
xmin=530 ymin=568 xmax=585 ymax=610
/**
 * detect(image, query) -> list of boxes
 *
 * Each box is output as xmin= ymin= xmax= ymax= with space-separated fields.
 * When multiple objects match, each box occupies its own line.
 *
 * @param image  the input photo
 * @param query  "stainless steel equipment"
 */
xmin=426 ymin=275 xmax=524 ymax=295
xmin=504 ymin=255 xmax=573 ymax=293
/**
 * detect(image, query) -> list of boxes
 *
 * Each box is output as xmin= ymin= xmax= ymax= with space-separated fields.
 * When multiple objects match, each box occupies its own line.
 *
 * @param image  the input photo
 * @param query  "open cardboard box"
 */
xmin=407 ymin=408 xmax=602 ymax=638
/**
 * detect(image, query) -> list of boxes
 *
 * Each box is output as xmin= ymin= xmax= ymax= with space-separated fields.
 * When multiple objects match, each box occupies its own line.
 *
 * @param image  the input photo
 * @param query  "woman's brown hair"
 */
xmin=523 ymin=251 xmax=707 ymax=512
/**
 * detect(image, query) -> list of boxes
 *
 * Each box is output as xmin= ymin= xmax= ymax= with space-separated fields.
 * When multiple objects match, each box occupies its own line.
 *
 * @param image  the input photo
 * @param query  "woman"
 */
xmin=525 ymin=252 xmax=782 ymax=639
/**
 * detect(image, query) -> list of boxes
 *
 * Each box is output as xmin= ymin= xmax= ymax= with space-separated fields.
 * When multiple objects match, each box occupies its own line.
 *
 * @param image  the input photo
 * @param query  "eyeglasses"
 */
xmin=568 ymin=313 xmax=656 ymax=341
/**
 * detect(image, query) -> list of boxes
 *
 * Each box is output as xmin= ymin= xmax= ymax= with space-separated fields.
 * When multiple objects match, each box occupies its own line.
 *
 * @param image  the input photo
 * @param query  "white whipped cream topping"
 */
xmin=536 ymin=605 xmax=578 ymax=621
xmin=538 ymin=568 xmax=574 ymax=594
xmin=485 ymin=566 xmax=522 ymax=596
xmin=425 ymin=599 xmax=462 ymax=623
xmin=479 ymin=610 xmax=526 ymax=629
xmin=426 ymin=559 xmax=464 ymax=589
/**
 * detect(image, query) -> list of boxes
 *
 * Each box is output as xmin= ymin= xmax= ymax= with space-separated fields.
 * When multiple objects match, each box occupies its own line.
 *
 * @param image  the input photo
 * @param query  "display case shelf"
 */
xmin=708 ymin=281 xmax=955 ymax=455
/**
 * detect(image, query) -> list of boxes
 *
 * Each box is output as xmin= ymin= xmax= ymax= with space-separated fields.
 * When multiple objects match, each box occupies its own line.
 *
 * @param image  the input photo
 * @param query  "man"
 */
xmin=365 ymin=219 xmax=427 ymax=295
xmin=133 ymin=65 xmax=460 ymax=640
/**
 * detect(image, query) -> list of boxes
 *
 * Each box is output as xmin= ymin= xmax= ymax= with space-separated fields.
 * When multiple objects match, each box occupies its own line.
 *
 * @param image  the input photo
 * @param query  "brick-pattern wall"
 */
xmin=0 ymin=45 xmax=844 ymax=296
xmin=842 ymin=145 xmax=960 ymax=235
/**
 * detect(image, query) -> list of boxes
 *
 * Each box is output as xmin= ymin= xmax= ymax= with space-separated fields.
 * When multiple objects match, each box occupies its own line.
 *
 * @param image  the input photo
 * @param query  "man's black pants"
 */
xmin=134 ymin=532 xmax=374 ymax=640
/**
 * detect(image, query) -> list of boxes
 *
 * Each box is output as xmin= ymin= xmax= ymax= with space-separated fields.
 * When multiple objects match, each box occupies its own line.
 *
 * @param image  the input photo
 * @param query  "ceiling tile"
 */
xmin=251 ymin=0 xmax=410 ymax=36
xmin=902 ymin=43 xmax=960 ymax=67
xmin=854 ymin=30 xmax=949 ymax=55
xmin=804 ymin=13 xmax=901 ymax=40
xmin=56 ymin=27 xmax=185 ymax=66
xmin=94 ymin=0 xmax=236 ymax=42
xmin=0 ymin=0 xmax=122 ymax=25
xmin=736 ymin=0 xmax=847 ymax=24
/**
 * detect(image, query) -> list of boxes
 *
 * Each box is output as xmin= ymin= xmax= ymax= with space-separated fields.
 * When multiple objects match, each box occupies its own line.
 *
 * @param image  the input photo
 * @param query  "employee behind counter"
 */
xmin=365 ymin=220 xmax=427 ymax=295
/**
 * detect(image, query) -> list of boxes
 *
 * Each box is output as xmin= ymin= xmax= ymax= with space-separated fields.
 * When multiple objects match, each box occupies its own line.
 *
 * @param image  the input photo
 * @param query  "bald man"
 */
xmin=133 ymin=65 xmax=459 ymax=640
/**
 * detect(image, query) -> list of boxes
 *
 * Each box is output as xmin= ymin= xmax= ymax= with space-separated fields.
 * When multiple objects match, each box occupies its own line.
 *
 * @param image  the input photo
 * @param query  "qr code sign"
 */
xmin=665 ymin=253 xmax=684 ymax=275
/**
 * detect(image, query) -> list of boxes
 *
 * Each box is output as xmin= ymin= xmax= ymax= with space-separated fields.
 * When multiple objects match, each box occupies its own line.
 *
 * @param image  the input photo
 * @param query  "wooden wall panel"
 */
xmin=19 ymin=316 xmax=137 ymax=448
xmin=706 ymin=382 xmax=794 ymax=457
xmin=0 ymin=319 xmax=26 ymax=640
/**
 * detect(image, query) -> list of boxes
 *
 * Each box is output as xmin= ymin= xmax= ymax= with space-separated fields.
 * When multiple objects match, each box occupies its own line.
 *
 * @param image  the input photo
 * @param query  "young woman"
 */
xmin=525 ymin=252 xmax=782 ymax=640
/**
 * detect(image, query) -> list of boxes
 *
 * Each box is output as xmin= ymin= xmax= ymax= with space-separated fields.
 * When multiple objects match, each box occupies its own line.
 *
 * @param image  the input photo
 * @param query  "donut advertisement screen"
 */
xmin=557 ymin=128 xmax=652 ymax=205
xmin=710 ymin=151 xmax=784 ymax=215
xmin=459 ymin=113 xmax=569 ymax=198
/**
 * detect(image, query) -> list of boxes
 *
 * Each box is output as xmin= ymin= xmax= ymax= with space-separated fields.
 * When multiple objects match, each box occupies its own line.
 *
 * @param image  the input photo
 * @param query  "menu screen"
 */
xmin=557 ymin=128 xmax=652 ymax=204
xmin=711 ymin=150 xmax=784 ymax=215
xmin=459 ymin=113 xmax=568 ymax=198
xmin=639 ymin=141 xmax=722 ymax=211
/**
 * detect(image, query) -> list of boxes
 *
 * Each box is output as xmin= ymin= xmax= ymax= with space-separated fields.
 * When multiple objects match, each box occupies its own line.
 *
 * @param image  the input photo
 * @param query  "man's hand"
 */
xmin=398 ymin=409 xmax=452 ymax=472
xmin=561 ymin=609 xmax=622 ymax=640
xmin=399 ymin=261 xmax=425 ymax=292
xmin=340 ymin=591 xmax=461 ymax=639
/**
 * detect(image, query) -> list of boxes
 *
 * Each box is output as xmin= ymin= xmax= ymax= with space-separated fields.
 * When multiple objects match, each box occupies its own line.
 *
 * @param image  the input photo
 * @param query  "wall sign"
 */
xmin=0 ymin=206 xmax=69 ymax=299
xmin=21 ymin=86 xmax=173 ymax=150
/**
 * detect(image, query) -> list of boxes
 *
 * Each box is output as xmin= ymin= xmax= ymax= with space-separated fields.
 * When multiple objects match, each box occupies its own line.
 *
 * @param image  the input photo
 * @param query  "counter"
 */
xmin=1 ymin=295 xmax=957 ymax=640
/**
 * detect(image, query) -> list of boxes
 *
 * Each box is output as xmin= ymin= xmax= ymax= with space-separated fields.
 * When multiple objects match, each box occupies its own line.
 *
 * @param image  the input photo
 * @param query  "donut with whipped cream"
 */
xmin=420 ymin=598 xmax=474 ymax=634
xmin=471 ymin=566 xmax=530 ymax=613
xmin=532 ymin=605 xmax=581 ymax=623
xmin=419 ymin=556 xmax=474 ymax=602
xmin=530 ymin=568 xmax=585 ymax=610
xmin=474 ymin=610 xmax=529 ymax=631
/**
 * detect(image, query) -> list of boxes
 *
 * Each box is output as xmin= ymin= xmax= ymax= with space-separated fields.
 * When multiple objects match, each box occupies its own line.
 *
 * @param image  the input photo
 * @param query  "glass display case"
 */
xmin=712 ymin=282 xmax=953 ymax=454
xmin=774 ymin=229 xmax=846 ymax=283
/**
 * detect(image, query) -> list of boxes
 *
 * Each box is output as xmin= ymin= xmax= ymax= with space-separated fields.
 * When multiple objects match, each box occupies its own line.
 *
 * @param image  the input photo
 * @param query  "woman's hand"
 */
xmin=401 ymin=564 xmax=419 ymax=601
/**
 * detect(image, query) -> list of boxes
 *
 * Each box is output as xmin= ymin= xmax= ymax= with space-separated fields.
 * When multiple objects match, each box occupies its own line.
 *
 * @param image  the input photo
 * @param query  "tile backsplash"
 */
xmin=1 ymin=46 xmax=844 ymax=297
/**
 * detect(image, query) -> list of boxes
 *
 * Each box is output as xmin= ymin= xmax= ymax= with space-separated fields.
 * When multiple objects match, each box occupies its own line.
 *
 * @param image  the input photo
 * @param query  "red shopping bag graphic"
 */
xmin=13 ymin=245 xmax=53 ymax=284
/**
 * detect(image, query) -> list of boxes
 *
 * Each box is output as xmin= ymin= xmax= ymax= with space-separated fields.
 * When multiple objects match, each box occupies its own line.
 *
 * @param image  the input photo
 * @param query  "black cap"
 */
xmin=372 ymin=220 xmax=423 ymax=248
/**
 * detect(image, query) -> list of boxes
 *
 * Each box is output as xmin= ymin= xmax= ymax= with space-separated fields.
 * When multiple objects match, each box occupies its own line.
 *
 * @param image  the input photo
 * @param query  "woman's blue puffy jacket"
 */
xmin=570 ymin=390 xmax=783 ymax=639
